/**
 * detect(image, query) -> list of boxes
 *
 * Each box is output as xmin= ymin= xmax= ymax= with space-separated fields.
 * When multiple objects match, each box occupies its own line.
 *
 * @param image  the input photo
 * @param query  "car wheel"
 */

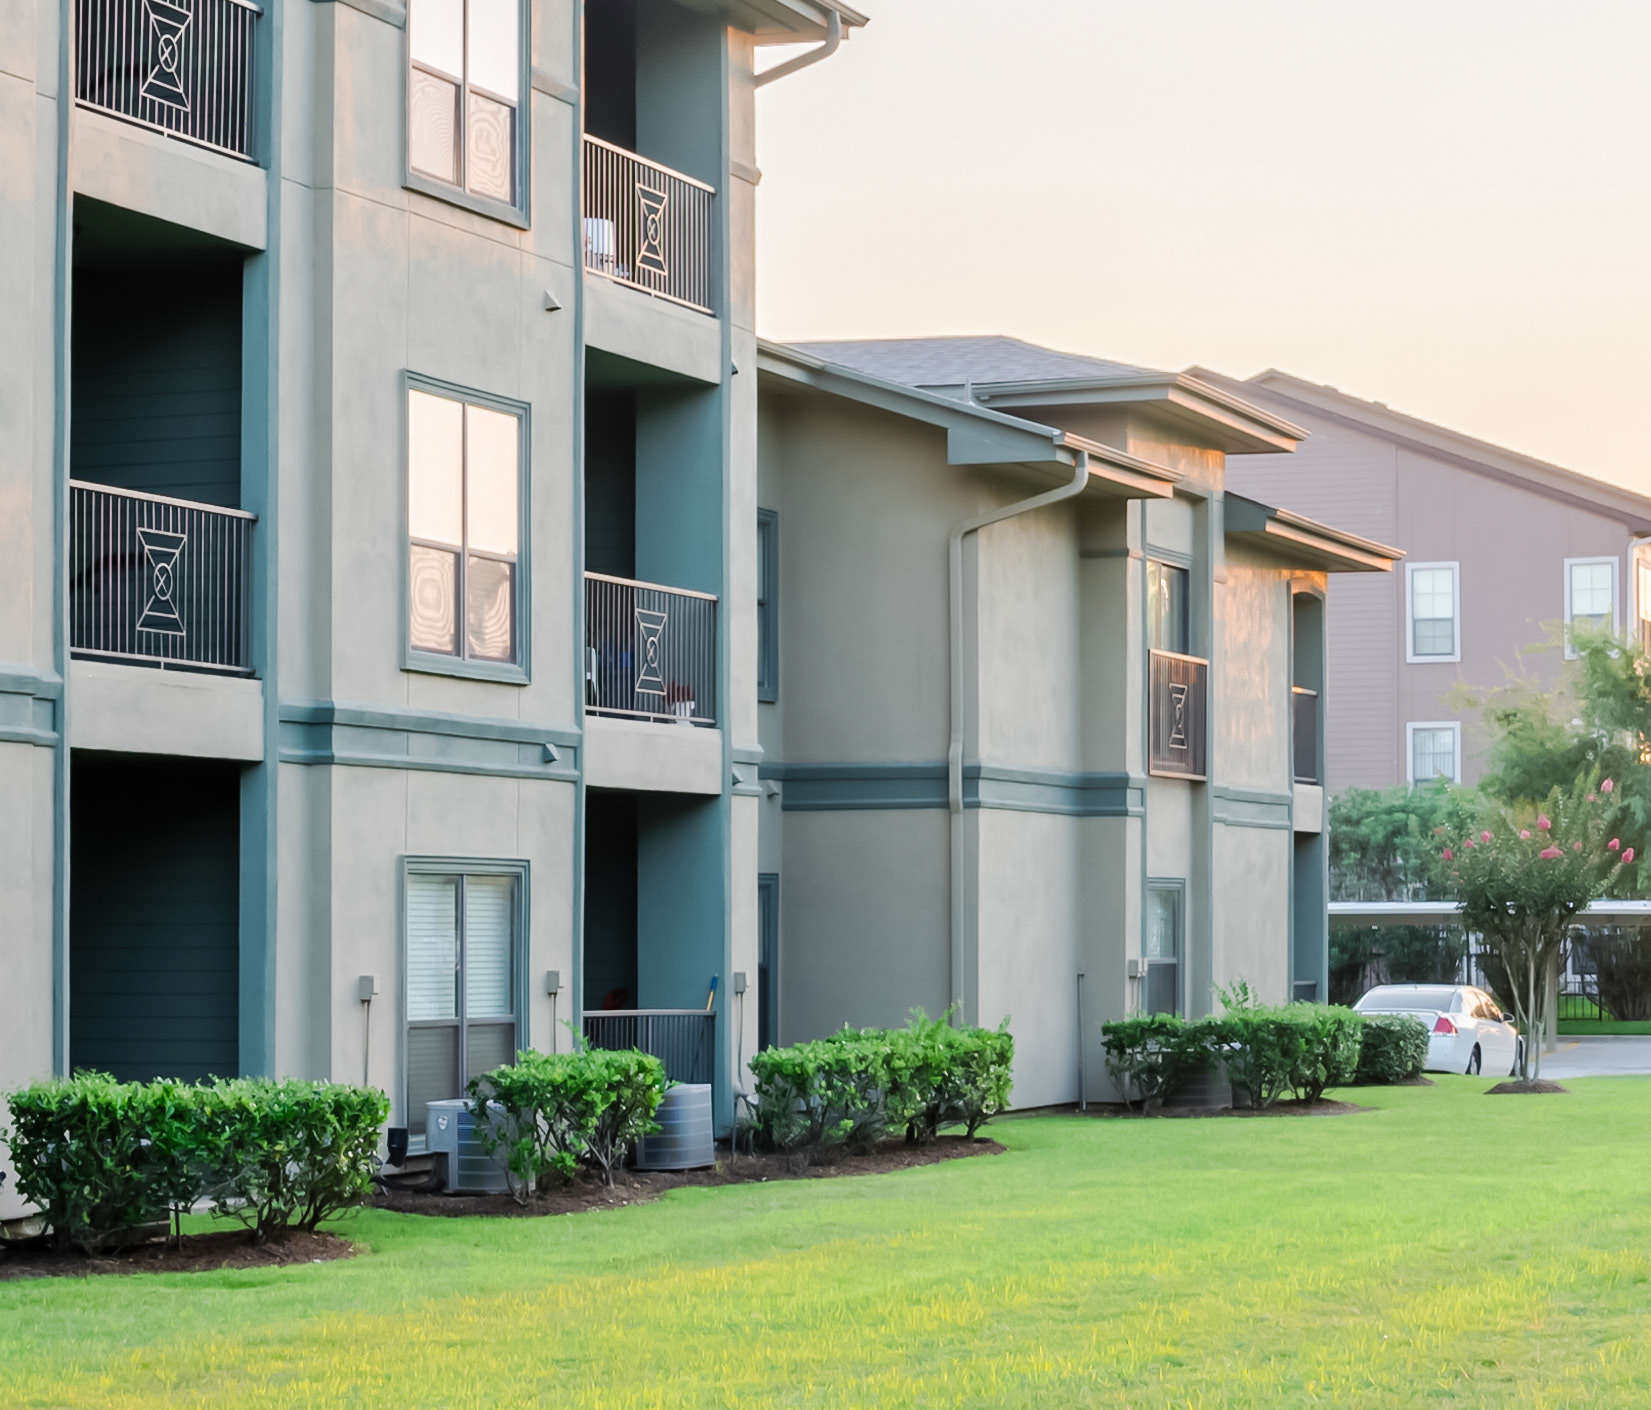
xmin=1466 ymin=1045 xmax=1482 ymax=1076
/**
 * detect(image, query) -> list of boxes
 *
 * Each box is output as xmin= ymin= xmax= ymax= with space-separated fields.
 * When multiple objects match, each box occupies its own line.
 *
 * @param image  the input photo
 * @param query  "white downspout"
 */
xmin=947 ymin=450 xmax=1092 ymax=1021
xmin=754 ymin=9 xmax=842 ymax=87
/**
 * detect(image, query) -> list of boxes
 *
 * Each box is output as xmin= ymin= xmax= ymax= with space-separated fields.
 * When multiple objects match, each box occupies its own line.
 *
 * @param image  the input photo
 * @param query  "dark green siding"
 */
xmin=70 ymin=755 xmax=241 ymax=1082
xmin=70 ymin=265 xmax=243 ymax=508
xmin=584 ymin=388 xmax=637 ymax=580
xmin=583 ymin=789 xmax=638 ymax=1009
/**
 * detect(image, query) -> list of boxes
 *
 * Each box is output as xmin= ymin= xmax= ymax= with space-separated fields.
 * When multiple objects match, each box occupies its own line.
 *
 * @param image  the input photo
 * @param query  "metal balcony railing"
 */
xmin=1292 ymin=686 xmax=1320 ymax=784
xmin=69 ymin=481 xmax=256 ymax=674
xmin=1148 ymin=649 xmax=1208 ymax=780
xmin=585 ymin=572 xmax=717 ymax=727
xmin=581 ymin=135 xmax=715 ymax=315
xmin=583 ymin=1010 xmax=716 ymax=1086
xmin=75 ymin=0 xmax=260 ymax=161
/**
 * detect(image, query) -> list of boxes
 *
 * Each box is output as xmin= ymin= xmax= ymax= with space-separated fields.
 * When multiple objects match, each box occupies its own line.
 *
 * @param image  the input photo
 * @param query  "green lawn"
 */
xmin=6 ymin=1078 xmax=1651 ymax=1408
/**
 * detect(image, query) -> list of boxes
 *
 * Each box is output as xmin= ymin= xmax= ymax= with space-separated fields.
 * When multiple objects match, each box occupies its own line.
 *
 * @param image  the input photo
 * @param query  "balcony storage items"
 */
xmin=584 ymin=573 xmax=718 ymax=727
xmin=75 ymin=0 xmax=260 ymax=160
xmin=581 ymin=136 xmax=715 ymax=315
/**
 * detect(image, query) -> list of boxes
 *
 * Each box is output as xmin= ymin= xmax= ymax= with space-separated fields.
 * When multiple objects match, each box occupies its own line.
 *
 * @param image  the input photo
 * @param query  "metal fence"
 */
xmin=585 ymin=572 xmax=717 ymax=727
xmin=1292 ymin=686 xmax=1319 ymax=784
xmin=1148 ymin=649 xmax=1208 ymax=780
xmin=583 ymin=1010 xmax=717 ymax=1086
xmin=581 ymin=135 xmax=715 ymax=315
xmin=75 ymin=0 xmax=260 ymax=161
xmin=69 ymin=481 xmax=256 ymax=674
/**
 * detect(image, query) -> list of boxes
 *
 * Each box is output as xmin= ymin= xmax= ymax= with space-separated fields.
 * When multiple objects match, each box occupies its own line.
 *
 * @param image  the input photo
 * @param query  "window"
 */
xmin=1408 ymin=721 xmax=1460 ymax=784
xmin=1406 ymin=562 xmax=1459 ymax=662
xmin=407 ymin=382 xmax=525 ymax=673
xmin=757 ymin=510 xmax=778 ymax=703
xmin=408 ymin=0 xmax=522 ymax=211
xmin=405 ymin=863 xmax=523 ymax=1144
xmin=757 ymin=873 xmax=779 ymax=1051
xmin=1146 ymin=560 xmax=1189 ymax=654
xmin=1565 ymin=557 xmax=1618 ymax=654
xmin=1143 ymin=883 xmax=1183 ymax=1016
xmin=1638 ymin=562 xmax=1651 ymax=653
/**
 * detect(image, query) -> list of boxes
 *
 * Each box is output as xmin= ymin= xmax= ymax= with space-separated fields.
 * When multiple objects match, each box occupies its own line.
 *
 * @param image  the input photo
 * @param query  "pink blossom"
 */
xmin=1465 ymin=839 xmax=1475 ymax=849
xmin=1442 ymin=848 xmax=1453 ymax=861
xmin=1519 ymin=830 xmax=1531 ymax=840
xmin=1626 ymin=848 xmax=1637 ymax=864
xmin=1539 ymin=846 xmax=1564 ymax=859
xmin=1574 ymin=841 xmax=1584 ymax=851
xmin=1537 ymin=815 xmax=1552 ymax=831
xmin=1609 ymin=838 xmax=1621 ymax=851
xmin=1589 ymin=794 xmax=1598 ymax=802
xmin=1480 ymin=831 xmax=1493 ymax=844
xmin=1603 ymin=778 xmax=1615 ymax=793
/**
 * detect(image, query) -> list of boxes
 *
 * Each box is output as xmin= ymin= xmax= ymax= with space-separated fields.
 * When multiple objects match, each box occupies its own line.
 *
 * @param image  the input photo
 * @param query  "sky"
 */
xmin=753 ymin=0 xmax=1651 ymax=493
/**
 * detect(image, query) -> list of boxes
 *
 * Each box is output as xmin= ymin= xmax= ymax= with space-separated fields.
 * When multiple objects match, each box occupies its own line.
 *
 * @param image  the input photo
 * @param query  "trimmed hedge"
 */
xmin=1355 ymin=1015 xmax=1430 ymax=1084
xmin=2 ymin=1075 xmax=387 ymax=1251
xmin=466 ymin=1048 xmax=667 ymax=1201
xmin=1101 ymin=1003 xmax=1367 ymax=1112
xmin=750 ymin=1012 xmax=1013 ymax=1162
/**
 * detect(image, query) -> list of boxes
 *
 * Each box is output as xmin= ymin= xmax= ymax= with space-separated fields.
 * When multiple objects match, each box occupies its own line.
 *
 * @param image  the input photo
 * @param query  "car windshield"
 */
xmin=1357 ymin=985 xmax=1459 ymax=1012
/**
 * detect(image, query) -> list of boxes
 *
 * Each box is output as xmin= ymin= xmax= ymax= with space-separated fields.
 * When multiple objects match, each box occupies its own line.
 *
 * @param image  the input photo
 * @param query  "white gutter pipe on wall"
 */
xmin=946 ymin=450 xmax=1092 ymax=1022
xmin=754 ymin=9 xmax=841 ymax=87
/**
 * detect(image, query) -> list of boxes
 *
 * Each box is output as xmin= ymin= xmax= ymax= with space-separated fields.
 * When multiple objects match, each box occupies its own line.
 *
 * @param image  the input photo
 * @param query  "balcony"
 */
xmin=75 ymin=0 xmax=260 ymax=161
xmin=585 ymin=572 xmax=717 ymax=727
xmin=1148 ymin=649 xmax=1207 ymax=780
xmin=581 ymin=136 xmax=715 ymax=315
xmin=70 ymin=481 xmax=256 ymax=675
xmin=583 ymin=1009 xmax=716 ymax=1086
xmin=1292 ymin=686 xmax=1320 ymax=784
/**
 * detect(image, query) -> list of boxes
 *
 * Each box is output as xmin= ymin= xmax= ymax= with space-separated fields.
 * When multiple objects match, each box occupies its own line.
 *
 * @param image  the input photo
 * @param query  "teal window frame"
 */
xmin=401 ymin=371 xmax=532 ymax=685
xmin=1143 ymin=878 xmax=1184 ymax=1017
xmin=401 ymin=855 xmax=529 ymax=1150
xmin=757 ymin=509 xmax=778 ymax=702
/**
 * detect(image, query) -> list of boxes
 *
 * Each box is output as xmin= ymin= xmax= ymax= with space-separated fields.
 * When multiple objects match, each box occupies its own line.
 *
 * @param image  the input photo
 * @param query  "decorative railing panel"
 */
xmin=1292 ymin=686 xmax=1320 ymax=784
xmin=581 ymin=135 xmax=715 ymax=315
xmin=585 ymin=572 xmax=717 ymax=727
xmin=1148 ymin=649 xmax=1208 ymax=780
xmin=70 ymin=481 xmax=255 ymax=674
xmin=583 ymin=1009 xmax=716 ymax=1086
xmin=75 ymin=0 xmax=260 ymax=161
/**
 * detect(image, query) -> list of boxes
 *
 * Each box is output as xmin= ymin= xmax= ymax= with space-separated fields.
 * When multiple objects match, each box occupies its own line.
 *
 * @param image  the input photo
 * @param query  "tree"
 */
xmin=1441 ymin=774 xmax=1633 ymax=1082
xmin=1328 ymin=782 xmax=1472 ymax=901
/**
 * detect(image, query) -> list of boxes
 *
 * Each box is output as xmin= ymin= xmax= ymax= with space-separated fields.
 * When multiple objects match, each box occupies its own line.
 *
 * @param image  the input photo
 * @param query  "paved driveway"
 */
xmin=1538 ymin=1036 xmax=1651 ymax=1079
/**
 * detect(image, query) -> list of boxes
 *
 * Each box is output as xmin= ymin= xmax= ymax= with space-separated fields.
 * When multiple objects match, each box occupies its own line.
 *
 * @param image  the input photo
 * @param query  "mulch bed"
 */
xmin=1080 ymin=1098 xmax=1374 ymax=1119
xmin=0 ymin=1228 xmax=352 ymax=1282
xmin=376 ymin=1134 xmax=1006 ymax=1219
xmin=1485 ymin=1079 xmax=1570 ymax=1095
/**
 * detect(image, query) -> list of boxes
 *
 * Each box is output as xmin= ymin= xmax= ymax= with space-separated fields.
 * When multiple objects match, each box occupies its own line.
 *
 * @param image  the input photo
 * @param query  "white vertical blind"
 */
xmin=464 ymin=874 xmax=515 ymax=1018
xmin=407 ymin=874 xmax=459 ymax=1020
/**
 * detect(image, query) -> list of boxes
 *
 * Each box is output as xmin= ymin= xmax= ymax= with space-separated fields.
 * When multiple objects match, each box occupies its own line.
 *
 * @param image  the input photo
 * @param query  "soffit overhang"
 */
xmin=1225 ymin=494 xmax=1403 ymax=573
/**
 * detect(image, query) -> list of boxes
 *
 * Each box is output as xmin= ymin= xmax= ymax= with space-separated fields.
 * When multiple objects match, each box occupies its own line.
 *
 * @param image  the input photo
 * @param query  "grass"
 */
xmin=1556 ymin=1019 xmax=1651 ymax=1035
xmin=6 ymin=1078 xmax=1651 ymax=1407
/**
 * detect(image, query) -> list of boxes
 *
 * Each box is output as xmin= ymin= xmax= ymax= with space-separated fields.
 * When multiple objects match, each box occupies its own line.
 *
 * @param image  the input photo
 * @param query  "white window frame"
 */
xmin=1406 ymin=720 xmax=1462 ymax=785
xmin=1404 ymin=561 xmax=1461 ymax=664
xmin=1563 ymin=556 xmax=1620 ymax=659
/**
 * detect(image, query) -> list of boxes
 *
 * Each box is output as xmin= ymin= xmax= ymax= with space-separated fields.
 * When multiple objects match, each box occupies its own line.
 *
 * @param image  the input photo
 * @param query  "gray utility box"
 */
xmin=424 ymin=1099 xmax=511 ymax=1194
xmin=634 ymin=1083 xmax=715 ymax=1171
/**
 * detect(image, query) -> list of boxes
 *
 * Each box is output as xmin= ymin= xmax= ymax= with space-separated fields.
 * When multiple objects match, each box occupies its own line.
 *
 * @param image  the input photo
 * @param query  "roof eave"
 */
xmin=1225 ymin=494 xmax=1403 ymax=573
xmin=677 ymin=0 xmax=867 ymax=40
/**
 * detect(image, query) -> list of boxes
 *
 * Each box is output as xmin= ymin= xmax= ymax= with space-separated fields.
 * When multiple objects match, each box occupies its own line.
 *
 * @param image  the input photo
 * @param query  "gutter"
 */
xmin=754 ymin=8 xmax=841 ymax=86
xmin=946 ymin=450 xmax=1091 ymax=1022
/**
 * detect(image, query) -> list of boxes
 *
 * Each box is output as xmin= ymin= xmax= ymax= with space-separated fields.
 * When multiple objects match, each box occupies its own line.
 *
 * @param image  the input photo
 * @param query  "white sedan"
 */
xmin=1353 ymin=983 xmax=1523 ymax=1077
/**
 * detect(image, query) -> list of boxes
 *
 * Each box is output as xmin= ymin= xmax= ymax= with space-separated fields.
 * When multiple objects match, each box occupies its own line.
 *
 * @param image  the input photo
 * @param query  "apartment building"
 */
xmin=754 ymin=339 xmax=1400 ymax=1105
xmin=1201 ymin=370 xmax=1651 ymax=791
xmin=0 ymin=0 xmax=866 ymax=1214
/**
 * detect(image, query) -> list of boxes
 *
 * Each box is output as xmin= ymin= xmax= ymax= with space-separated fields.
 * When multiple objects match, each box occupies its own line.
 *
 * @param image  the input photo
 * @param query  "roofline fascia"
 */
xmin=1201 ymin=367 xmax=1651 ymax=532
xmin=741 ymin=0 xmax=869 ymax=40
xmin=1225 ymin=493 xmax=1403 ymax=573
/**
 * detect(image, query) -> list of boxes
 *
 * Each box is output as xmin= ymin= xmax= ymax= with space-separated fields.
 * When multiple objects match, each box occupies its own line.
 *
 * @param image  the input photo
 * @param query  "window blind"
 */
xmin=407 ymin=874 xmax=459 ymax=1020
xmin=464 ymin=874 xmax=515 ymax=1018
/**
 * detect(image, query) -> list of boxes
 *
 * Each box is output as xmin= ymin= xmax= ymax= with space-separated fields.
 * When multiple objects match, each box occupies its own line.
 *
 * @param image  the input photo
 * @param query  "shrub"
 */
xmin=467 ymin=1048 xmax=667 ymax=1196
xmin=203 ymin=1079 xmax=388 ymax=1241
xmin=751 ymin=1034 xmax=889 ymax=1160
xmin=1355 ymin=1015 xmax=1430 ymax=1084
xmin=1216 ymin=1009 xmax=1312 ymax=1110
xmin=1099 ymin=1014 xmax=1207 ymax=1112
xmin=1289 ymin=1006 xmax=1366 ymax=1103
xmin=877 ymin=1012 xmax=1014 ymax=1143
xmin=4 ymin=1073 xmax=172 ymax=1251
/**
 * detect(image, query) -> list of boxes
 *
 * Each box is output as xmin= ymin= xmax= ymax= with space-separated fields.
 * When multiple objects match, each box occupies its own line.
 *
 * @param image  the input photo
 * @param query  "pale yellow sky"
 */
xmin=755 ymin=0 xmax=1651 ymax=493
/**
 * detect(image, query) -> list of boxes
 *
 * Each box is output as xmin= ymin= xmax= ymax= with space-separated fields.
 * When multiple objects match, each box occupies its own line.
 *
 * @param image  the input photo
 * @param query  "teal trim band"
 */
xmin=0 ymin=669 xmax=63 ymax=747
xmin=762 ymin=762 xmax=1147 ymax=817
xmin=1212 ymin=784 xmax=1293 ymax=831
xmin=277 ymin=701 xmax=579 ymax=781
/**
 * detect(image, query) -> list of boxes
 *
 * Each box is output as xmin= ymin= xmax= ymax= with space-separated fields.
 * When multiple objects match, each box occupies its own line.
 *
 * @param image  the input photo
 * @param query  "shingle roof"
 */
xmin=790 ymin=336 xmax=1157 ymax=390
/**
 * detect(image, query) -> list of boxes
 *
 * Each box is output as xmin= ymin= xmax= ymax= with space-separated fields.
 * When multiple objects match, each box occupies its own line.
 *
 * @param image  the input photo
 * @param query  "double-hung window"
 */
xmin=408 ymin=0 xmax=523 ymax=211
xmin=1408 ymin=721 xmax=1460 ymax=784
xmin=1565 ymin=558 xmax=1617 ymax=654
xmin=1143 ymin=883 xmax=1183 ymax=1016
xmin=757 ymin=509 xmax=778 ymax=702
xmin=1146 ymin=560 xmax=1189 ymax=654
xmin=1406 ymin=562 xmax=1459 ymax=662
xmin=407 ymin=382 xmax=525 ymax=673
xmin=405 ymin=863 xmax=524 ymax=1143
